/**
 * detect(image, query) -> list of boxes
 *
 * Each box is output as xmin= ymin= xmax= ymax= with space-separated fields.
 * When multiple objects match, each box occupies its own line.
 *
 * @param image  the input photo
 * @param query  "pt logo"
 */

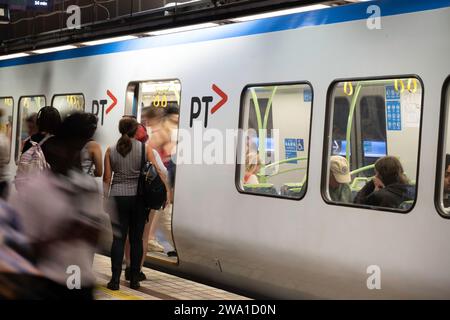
xmin=190 ymin=84 xmax=228 ymax=128
xmin=91 ymin=90 xmax=117 ymax=125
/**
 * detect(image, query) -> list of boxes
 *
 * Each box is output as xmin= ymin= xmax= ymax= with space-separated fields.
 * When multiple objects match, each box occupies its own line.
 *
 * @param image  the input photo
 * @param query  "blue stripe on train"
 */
xmin=1 ymin=0 xmax=449 ymax=68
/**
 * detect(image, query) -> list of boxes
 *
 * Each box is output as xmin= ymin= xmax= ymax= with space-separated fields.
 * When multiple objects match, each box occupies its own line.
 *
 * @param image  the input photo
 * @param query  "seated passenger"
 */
xmin=443 ymin=154 xmax=450 ymax=208
xmin=329 ymin=156 xmax=352 ymax=203
xmin=354 ymin=156 xmax=415 ymax=209
xmin=244 ymin=152 xmax=260 ymax=184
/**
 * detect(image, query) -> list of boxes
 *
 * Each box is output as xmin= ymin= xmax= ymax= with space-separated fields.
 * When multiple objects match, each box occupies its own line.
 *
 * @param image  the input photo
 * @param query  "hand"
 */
xmin=373 ymin=176 xmax=384 ymax=191
xmin=165 ymin=190 xmax=173 ymax=209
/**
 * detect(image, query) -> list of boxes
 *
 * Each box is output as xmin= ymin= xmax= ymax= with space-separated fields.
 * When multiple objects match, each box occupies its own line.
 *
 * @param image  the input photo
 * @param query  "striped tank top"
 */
xmin=109 ymin=139 xmax=143 ymax=197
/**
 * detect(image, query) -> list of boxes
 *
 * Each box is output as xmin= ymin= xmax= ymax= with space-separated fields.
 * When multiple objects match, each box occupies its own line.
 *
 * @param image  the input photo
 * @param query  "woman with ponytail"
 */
xmin=103 ymin=117 xmax=146 ymax=290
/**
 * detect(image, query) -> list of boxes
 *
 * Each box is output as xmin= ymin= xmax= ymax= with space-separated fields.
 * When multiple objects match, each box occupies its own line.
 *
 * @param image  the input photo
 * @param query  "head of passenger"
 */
xmin=25 ymin=113 xmax=38 ymax=137
xmin=142 ymin=106 xmax=165 ymax=128
xmin=36 ymin=106 xmax=62 ymax=135
xmin=45 ymin=112 xmax=97 ymax=175
xmin=329 ymin=156 xmax=351 ymax=189
xmin=117 ymin=117 xmax=139 ymax=157
xmin=328 ymin=156 xmax=352 ymax=203
xmin=374 ymin=156 xmax=409 ymax=187
xmin=244 ymin=152 xmax=261 ymax=184
xmin=164 ymin=105 xmax=180 ymax=125
xmin=83 ymin=113 xmax=98 ymax=140
xmin=444 ymin=154 xmax=450 ymax=193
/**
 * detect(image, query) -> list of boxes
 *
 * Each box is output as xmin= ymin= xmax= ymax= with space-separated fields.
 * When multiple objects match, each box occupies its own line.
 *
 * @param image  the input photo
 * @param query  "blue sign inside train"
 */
xmin=285 ymin=138 xmax=303 ymax=164
xmin=386 ymin=100 xmax=402 ymax=131
xmin=303 ymin=89 xmax=312 ymax=102
xmin=385 ymin=85 xmax=400 ymax=100
xmin=0 ymin=0 xmax=52 ymax=10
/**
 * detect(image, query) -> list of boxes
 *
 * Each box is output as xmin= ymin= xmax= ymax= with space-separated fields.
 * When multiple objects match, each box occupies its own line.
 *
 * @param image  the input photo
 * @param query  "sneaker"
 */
xmin=148 ymin=239 xmax=164 ymax=252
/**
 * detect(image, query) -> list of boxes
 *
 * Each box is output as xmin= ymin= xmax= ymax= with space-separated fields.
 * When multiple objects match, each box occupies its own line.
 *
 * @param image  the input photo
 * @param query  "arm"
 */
xmin=353 ymin=179 xmax=375 ymax=204
xmin=103 ymin=147 xmax=112 ymax=199
xmin=147 ymin=146 xmax=172 ymax=206
xmin=89 ymin=141 xmax=103 ymax=177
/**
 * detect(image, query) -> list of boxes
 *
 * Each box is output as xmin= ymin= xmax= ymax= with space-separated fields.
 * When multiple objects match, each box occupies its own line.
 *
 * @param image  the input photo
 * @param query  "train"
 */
xmin=1 ymin=0 xmax=450 ymax=299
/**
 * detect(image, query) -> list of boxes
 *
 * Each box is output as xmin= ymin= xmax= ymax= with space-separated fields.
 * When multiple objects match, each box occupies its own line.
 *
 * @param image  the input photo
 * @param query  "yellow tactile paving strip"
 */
xmin=93 ymin=254 xmax=251 ymax=300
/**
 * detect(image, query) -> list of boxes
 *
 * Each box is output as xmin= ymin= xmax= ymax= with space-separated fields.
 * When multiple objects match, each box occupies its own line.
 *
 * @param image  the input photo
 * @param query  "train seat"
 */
xmin=243 ymin=183 xmax=278 ymax=195
xmin=280 ymin=183 xmax=303 ymax=198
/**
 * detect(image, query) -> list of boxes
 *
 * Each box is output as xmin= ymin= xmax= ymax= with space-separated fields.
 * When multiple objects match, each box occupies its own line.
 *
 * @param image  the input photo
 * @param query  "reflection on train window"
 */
xmin=0 ymin=97 xmax=14 ymax=161
xmin=16 ymin=95 xmax=46 ymax=162
xmin=51 ymin=94 xmax=85 ymax=117
xmin=125 ymin=79 xmax=181 ymax=264
xmin=438 ymin=80 xmax=450 ymax=215
xmin=323 ymin=78 xmax=422 ymax=212
xmin=237 ymin=83 xmax=313 ymax=199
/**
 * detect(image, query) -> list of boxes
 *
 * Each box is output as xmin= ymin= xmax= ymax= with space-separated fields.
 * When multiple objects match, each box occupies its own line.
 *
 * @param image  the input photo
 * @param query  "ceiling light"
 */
xmin=146 ymin=22 xmax=218 ymax=36
xmin=230 ymin=4 xmax=330 ymax=22
xmin=0 ymin=52 xmax=29 ymax=61
xmin=32 ymin=45 xmax=77 ymax=54
xmin=81 ymin=35 xmax=138 ymax=46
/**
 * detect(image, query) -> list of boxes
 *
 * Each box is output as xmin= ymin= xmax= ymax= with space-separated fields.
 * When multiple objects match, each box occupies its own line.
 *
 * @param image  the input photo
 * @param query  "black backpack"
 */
xmin=138 ymin=143 xmax=166 ymax=206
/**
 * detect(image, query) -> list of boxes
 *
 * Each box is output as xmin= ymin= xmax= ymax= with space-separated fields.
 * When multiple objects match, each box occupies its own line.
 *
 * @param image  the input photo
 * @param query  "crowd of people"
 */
xmin=0 ymin=104 xmax=179 ymax=299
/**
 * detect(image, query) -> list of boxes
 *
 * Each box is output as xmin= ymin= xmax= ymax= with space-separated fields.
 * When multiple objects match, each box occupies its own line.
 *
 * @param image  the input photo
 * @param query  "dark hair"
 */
xmin=165 ymin=104 xmax=179 ymax=116
xmin=375 ymin=156 xmax=409 ymax=186
xmin=26 ymin=112 xmax=38 ymax=124
xmin=36 ymin=106 xmax=62 ymax=135
xmin=83 ymin=113 xmax=98 ymax=139
xmin=446 ymin=154 xmax=450 ymax=171
xmin=117 ymin=117 xmax=138 ymax=157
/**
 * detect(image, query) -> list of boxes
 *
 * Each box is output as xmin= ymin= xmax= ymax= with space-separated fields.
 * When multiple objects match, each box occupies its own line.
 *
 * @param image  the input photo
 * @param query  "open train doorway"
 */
xmin=125 ymin=79 xmax=181 ymax=265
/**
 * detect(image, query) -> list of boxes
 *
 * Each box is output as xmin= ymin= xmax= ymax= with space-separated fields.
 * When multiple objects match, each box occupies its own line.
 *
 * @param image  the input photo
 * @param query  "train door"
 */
xmin=16 ymin=96 xmax=46 ymax=162
xmin=125 ymin=79 xmax=181 ymax=264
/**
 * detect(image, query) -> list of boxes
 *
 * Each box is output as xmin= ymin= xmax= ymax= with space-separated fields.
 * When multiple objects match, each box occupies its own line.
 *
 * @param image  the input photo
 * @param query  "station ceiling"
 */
xmin=0 ymin=0 xmax=368 ymax=56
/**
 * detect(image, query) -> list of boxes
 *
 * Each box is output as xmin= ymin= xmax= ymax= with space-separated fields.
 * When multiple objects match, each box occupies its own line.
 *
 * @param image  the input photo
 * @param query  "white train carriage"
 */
xmin=1 ymin=0 xmax=450 ymax=298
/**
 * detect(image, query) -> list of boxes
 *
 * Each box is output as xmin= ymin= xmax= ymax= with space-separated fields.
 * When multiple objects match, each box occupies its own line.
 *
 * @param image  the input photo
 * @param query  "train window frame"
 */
xmin=0 ymin=96 xmax=15 ymax=163
xmin=15 ymin=95 xmax=47 ymax=163
xmin=320 ymin=75 xmax=424 ymax=214
xmin=434 ymin=75 xmax=450 ymax=219
xmin=51 ymin=93 xmax=85 ymax=113
xmin=235 ymin=81 xmax=314 ymax=201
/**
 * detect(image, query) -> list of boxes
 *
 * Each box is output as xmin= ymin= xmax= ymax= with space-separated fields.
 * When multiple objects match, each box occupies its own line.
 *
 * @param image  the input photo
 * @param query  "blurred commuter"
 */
xmin=328 ymin=156 xmax=352 ymax=203
xmin=9 ymin=112 xmax=104 ymax=299
xmin=0 ymin=110 xmax=10 ymax=199
xmin=244 ymin=152 xmax=260 ymax=184
xmin=15 ymin=107 xmax=62 ymax=192
xmin=103 ymin=118 xmax=147 ymax=290
xmin=354 ymin=156 xmax=415 ymax=208
xmin=21 ymin=106 xmax=61 ymax=154
xmin=80 ymin=114 xmax=103 ymax=177
xmin=443 ymin=154 xmax=450 ymax=208
xmin=0 ymin=198 xmax=41 ymax=299
xmin=21 ymin=113 xmax=38 ymax=151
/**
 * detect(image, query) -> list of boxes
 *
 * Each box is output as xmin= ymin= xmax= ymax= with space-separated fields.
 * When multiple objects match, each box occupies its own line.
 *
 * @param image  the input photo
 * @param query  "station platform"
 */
xmin=93 ymin=255 xmax=250 ymax=300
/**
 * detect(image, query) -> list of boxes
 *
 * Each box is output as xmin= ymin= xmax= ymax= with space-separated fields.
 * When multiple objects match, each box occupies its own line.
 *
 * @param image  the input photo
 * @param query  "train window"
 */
xmin=322 ymin=77 xmax=423 ymax=212
xmin=437 ymin=78 xmax=450 ymax=216
xmin=0 ymin=97 xmax=14 ymax=161
xmin=16 ymin=96 xmax=46 ymax=162
xmin=125 ymin=79 xmax=181 ymax=264
xmin=236 ymin=83 xmax=313 ymax=199
xmin=51 ymin=94 xmax=85 ymax=117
